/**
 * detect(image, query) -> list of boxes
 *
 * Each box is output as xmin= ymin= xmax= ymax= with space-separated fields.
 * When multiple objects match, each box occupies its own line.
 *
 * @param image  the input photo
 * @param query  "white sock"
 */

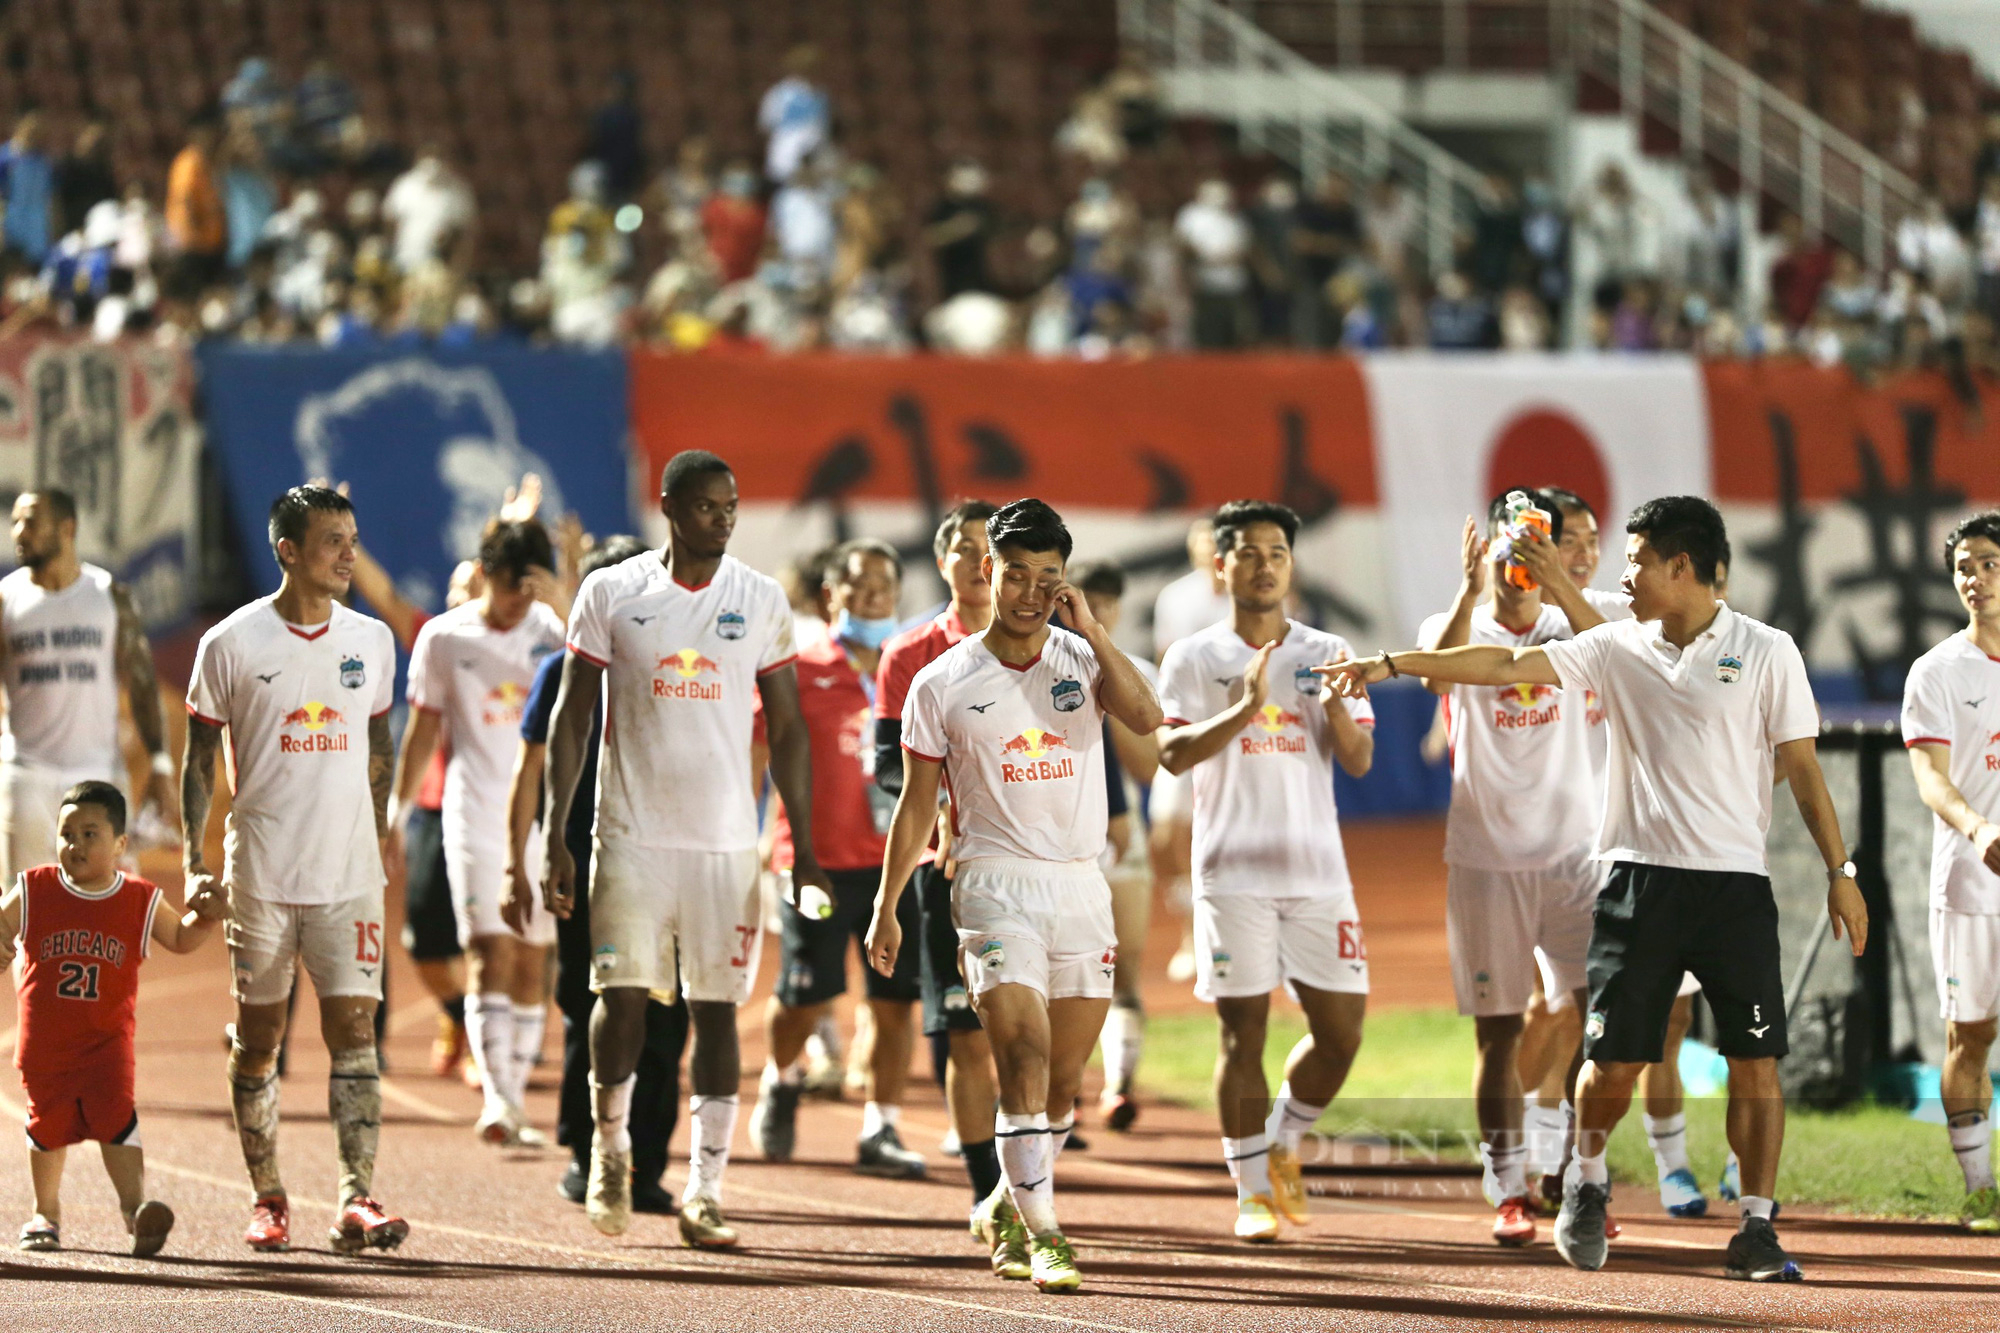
xmin=1265 ymin=1082 xmax=1326 ymax=1153
xmin=1643 ymin=1111 xmax=1690 ymax=1177
xmin=1048 ymin=1112 xmax=1074 ymax=1166
xmin=1480 ymin=1138 xmax=1528 ymax=1205
xmin=1951 ymin=1113 xmax=1996 ymax=1192
xmin=1224 ymin=1133 xmax=1272 ymax=1201
xmin=997 ymin=1111 xmax=1058 ymax=1236
xmin=508 ymin=1003 xmax=546 ymax=1111
xmin=465 ymin=992 xmax=513 ymax=1115
xmin=687 ymin=1094 xmax=739 ymax=1202
xmin=1740 ymin=1194 xmax=1776 ymax=1222
xmin=1523 ymin=1101 xmax=1566 ymax=1176
xmin=1100 ymin=1004 xmax=1144 ymax=1095
xmin=1567 ymin=1148 xmax=1609 ymax=1188
xmin=590 ymin=1072 xmax=635 ymax=1155
xmin=861 ymin=1101 xmax=901 ymax=1139
xmin=810 ymin=1013 xmax=844 ymax=1062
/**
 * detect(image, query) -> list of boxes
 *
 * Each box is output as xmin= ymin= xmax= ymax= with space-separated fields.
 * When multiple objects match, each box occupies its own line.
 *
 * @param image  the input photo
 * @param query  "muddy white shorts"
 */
xmin=228 ymin=884 xmax=386 ymax=1005
xmin=1193 ymin=889 xmax=1369 ymax=1002
xmin=1933 ymin=906 xmax=2000 ymax=1023
xmin=954 ymin=857 xmax=1116 ymax=1003
xmin=446 ymin=816 xmax=555 ymax=947
xmin=1446 ymin=843 xmax=1599 ymax=1017
xmin=588 ymin=839 xmax=762 ymax=1003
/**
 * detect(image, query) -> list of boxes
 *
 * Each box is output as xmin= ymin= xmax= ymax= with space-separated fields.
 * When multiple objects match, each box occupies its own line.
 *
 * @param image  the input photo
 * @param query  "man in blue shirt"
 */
xmin=0 ymin=112 xmax=55 ymax=264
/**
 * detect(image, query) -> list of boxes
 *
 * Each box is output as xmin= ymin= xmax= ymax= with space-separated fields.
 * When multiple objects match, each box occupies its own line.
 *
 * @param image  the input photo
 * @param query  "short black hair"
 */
xmin=1946 ymin=512 xmax=2000 ymax=569
xmin=580 ymin=534 xmax=648 ymax=580
xmin=268 ymin=484 xmax=354 ymax=557
xmin=827 ymin=537 xmax=902 ymax=584
xmin=661 ymin=449 xmax=733 ymax=499
xmin=933 ymin=500 xmax=999 ymax=564
xmin=1542 ymin=487 xmax=1593 ymax=520
xmin=1484 ymin=489 xmax=1566 ymax=544
xmin=60 ymin=779 xmax=126 ymax=837
xmin=986 ymin=498 xmax=1072 ymax=562
xmin=1072 ymin=561 xmax=1126 ymax=599
xmin=1213 ymin=500 xmax=1300 ymax=553
xmin=1626 ymin=495 xmax=1727 ymax=586
xmin=478 ymin=518 xmax=555 ymax=583
xmin=23 ymin=488 xmax=77 ymax=526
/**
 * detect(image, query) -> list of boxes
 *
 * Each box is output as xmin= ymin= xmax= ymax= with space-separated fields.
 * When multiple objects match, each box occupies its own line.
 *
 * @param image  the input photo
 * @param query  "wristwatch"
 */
xmin=1829 ymin=859 xmax=1858 ymax=881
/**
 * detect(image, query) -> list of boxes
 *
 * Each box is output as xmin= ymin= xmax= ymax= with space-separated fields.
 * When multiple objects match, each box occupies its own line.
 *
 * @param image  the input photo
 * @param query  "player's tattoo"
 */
xmin=181 ymin=717 xmax=224 ymax=870
xmin=112 ymin=584 xmax=167 ymax=759
xmin=369 ymin=711 xmax=394 ymax=840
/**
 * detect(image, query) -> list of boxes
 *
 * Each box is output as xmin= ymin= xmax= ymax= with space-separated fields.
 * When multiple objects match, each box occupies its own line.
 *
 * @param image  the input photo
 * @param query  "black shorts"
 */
xmin=775 ymin=867 xmax=922 ymax=1007
xmin=399 ymin=806 xmax=461 ymax=961
xmin=1584 ymin=862 xmax=1788 ymax=1064
xmin=918 ymin=862 xmax=984 ymax=1036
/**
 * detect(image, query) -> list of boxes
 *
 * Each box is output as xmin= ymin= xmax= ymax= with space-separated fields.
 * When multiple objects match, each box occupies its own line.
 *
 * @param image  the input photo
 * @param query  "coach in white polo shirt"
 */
xmin=1327 ymin=496 xmax=1865 ymax=1285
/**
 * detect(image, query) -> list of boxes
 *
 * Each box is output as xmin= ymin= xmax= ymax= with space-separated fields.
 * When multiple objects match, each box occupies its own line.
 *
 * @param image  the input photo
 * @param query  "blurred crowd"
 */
xmin=3 ymin=43 xmax=2000 ymax=381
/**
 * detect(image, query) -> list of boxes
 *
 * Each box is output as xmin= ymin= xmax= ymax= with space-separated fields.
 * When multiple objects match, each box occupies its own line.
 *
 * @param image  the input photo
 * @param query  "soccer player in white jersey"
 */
xmin=393 ymin=519 xmax=566 ymax=1146
xmin=1154 ymin=501 xmax=1375 ymax=1244
xmin=1325 ymin=496 xmax=1865 ymax=1283
xmin=1 ymin=488 xmax=177 ymax=880
xmin=541 ymin=450 xmax=830 ymax=1249
xmin=867 ymin=499 xmax=1163 ymax=1292
xmin=181 ymin=485 xmax=407 ymax=1255
xmin=1418 ymin=492 xmax=1604 ymax=1248
xmin=1904 ymin=511 xmax=2000 ymax=1234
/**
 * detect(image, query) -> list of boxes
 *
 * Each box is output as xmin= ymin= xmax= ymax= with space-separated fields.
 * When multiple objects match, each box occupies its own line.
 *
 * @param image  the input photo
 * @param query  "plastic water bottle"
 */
xmin=1495 ymin=489 xmax=1552 ymax=592
xmin=780 ymin=869 xmax=833 ymax=919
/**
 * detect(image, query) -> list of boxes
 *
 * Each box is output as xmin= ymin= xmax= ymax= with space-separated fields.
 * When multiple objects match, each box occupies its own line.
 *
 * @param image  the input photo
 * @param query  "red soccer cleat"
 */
xmin=245 ymin=1194 xmax=290 ymax=1252
xmin=329 ymin=1196 xmax=410 ymax=1254
xmin=1493 ymin=1196 xmax=1537 ymax=1247
xmin=430 ymin=1014 xmax=468 ymax=1079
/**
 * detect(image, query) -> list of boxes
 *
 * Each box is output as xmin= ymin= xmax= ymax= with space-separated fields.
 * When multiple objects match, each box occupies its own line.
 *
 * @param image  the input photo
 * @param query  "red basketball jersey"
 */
xmin=14 ymin=866 xmax=160 ymax=1077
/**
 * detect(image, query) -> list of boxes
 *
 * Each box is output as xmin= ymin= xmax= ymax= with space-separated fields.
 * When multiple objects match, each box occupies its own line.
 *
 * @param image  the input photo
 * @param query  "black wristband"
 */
xmin=1380 ymin=651 xmax=1399 ymax=678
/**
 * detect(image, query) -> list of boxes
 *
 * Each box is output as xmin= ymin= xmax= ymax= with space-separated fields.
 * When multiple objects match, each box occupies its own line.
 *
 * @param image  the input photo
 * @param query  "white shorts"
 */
xmin=1933 ymin=906 xmax=2000 ymax=1024
xmin=589 ymin=839 xmax=762 ymax=1003
xmin=2 ymin=762 xmax=115 ymax=884
xmin=1193 ymin=890 xmax=1370 ymax=1002
xmin=446 ymin=817 xmax=554 ymax=947
xmin=1148 ymin=765 xmax=1191 ymax=824
xmin=954 ymin=857 xmax=1117 ymax=1003
xmin=227 ymin=885 xmax=386 ymax=1006
xmin=1447 ymin=845 xmax=1599 ymax=1017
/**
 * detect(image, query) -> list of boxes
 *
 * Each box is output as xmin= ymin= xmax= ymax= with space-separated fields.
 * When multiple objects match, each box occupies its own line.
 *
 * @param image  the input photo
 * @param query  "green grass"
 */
xmin=1135 ymin=1007 xmax=1967 ymax=1220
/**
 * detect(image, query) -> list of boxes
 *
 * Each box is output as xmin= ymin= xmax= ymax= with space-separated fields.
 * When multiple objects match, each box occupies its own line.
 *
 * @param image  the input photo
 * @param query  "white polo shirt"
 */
xmin=1902 ymin=632 xmax=2000 ymax=914
xmin=1541 ymin=603 xmax=1819 ymax=876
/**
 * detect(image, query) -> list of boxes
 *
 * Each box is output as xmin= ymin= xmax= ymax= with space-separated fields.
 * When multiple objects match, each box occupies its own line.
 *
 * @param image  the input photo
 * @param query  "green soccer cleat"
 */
xmin=1962 ymin=1186 xmax=2000 ymax=1234
xmin=1029 ymin=1231 xmax=1082 ymax=1292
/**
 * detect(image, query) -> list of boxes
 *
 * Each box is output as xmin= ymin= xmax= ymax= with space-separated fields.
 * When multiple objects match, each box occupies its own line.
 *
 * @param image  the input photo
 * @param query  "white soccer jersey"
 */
xmin=0 ymin=564 xmax=122 ymax=779
xmin=902 ymin=627 xmax=1108 ymax=865
xmin=1543 ymin=604 xmax=1819 ymax=876
xmin=567 ymin=552 xmax=794 ymax=853
xmin=1902 ymin=632 xmax=2000 ymax=914
xmin=1158 ymin=621 xmax=1373 ymax=898
xmin=408 ymin=599 xmax=565 ymax=840
xmin=1417 ymin=604 xmax=1595 ymax=871
xmin=186 ymin=599 xmax=397 ymax=905
xmin=1579 ymin=588 xmax=1635 ymax=780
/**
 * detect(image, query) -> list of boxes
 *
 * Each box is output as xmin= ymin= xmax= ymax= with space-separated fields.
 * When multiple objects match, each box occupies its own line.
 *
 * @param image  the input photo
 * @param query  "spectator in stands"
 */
xmin=222 ymin=56 xmax=297 ymax=171
xmin=1174 ymin=178 xmax=1252 ymax=350
xmin=295 ymin=58 xmax=359 ymax=170
xmin=1248 ymin=176 xmax=1301 ymax=344
xmin=1897 ymin=197 xmax=1973 ymax=308
xmin=55 ymin=119 xmax=116 ymax=242
xmin=827 ymin=271 xmax=910 ymax=353
xmin=1521 ymin=175 xmax=1570 ymax=325
xmin=1105 ymin=53 xmax=1165 ymax=153
xmin=585 ymin=71 xmax=645 ymax=202
xmin=1361 ymin=171 xmax=1417 ymax=284
xmin=1768 ymin=214 xmax=1833 ymax=332
xmin=164 ymin=113 xmax=227 ymax=295
xmin=1498 ymin=285 xmax=1550 ymax=351
xmin=1606 ymin=278 xmax=1661 ymax=352
xmin=542 ymin=161 xmax=630 ymax=348
xmin=383 ymin=148 xmax=476 ymax=276
xmin=770 ymin=152 xmax=838 ymax=287
xmin=220 ymin=126 xmax=277 ymax=272
xmin=925 ymin=160 xmax=998 ymax=300
xmin=1292 ymin=173 xmax=1361 ymax=349
xmin=833 ymin=163 xmax=901 ymax=295
xmin=1056 ymin=89 xmax=1128 ymax=172
xmin=640 ymin=233 xmax=723 ymax=349
xmin=1133 ymin=217 xmax=1191 ymax=351
xmin=1576 ymin=161 xmax=1658 ymax=311
xmin=759 ymin=45 xmax=830 ymax=184
xmin=1328 ymin=270 xmax=1385 ymax=349
xmin=1425 ymin=270 xmax=1496 ymax=350
xmin=702 ymin=160 xmax=767 ymax=285
xmin=924 ymin=288 xmax=1014 ymax=356
xmin=1066 ymin=176 xmax=1139 ymax=275
xmin=1681 ymin=168 xmax=1738 ymax=300
xmin=1978 ymin=175 xmax=2000 ymax=323
xmin=0 ymin=112 xmax=55 ymax=265
xmin=1821 ymin=248 xmax=1878 ymax=324
xmin=1469 ymin=173 xmax=1524 ymax=300
xmin=653 ymin=136 xmax=714 ymax=247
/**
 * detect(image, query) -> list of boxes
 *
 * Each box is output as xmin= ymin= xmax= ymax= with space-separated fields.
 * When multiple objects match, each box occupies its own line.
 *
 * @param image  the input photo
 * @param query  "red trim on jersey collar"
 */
xmin=996 ymin=651 xmax=1043 ymax=672
xmin=284 ymin=621 xmax=330 ymax=642
xmin=672 ymin=575 xmax=712 ymax=591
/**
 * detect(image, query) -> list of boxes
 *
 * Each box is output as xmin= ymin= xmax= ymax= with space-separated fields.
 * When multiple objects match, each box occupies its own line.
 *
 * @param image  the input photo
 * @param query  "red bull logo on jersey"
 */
xmin=1494 ymin=681 xmax=1561 ymax=730
xmin=1241 ymin=704 xmax=1309 ymax=755
xmin=483 ymin=680 xmax=529 ymax=726
xmin=1984 ymin=731 xmax=2000 ymax=770
xmin=999 ymin=727 xmax=1075 ymax=783
xmin=653 ymin=649 xmax=724 ymax=701
xmin=279 ymin=701 xmax=349 ymax=752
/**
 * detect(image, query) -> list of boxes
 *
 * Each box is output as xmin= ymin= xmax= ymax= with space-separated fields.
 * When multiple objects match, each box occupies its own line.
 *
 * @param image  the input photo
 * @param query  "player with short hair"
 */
xmin=1 ymin=781 xmax=214 ymax=1255
xmin=868 ymin=498 xmax=1164 ymax=1292
xmin=1904 ymin=510 xmax=2000 ymax=1233
xmin=393 ymin=519 xmax=567 ymax=1145
xmin=1326 ymin=495 xmax=1864 ymax=1282
xmin=182 ymin=485 xmax=408 ymax=1254
xmin=541 ymin=450 xmax=829 ymax=1248
xmin=1156 ymin=499 xmax=1375 ymax=1244
xmin=1 ymin=488 xmax=178 ymax=881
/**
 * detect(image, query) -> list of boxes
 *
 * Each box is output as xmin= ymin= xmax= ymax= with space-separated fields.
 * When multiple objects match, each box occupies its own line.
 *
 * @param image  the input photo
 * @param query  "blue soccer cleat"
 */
xmin=1659 ymin=1166 xmax=1708 ymax=1218
xmin=1717 ymin=1152 xmax=1741 ymax=1204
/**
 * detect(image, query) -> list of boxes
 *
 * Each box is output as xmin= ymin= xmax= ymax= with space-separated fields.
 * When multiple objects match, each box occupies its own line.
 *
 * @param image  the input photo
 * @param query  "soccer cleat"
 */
xmin=1724 ymin=1216 xmax=1803 ymax=1282
xmin=1493 ymin=1196 xmax=1537 ymax=1247
xmin=1099 ymin=1091 xmax=1139 ymax=1132
xmin=1659 ymin=1166 xmax=1709 ymax=1218
xmin=508 ymin=1110 xmax=550 ymax=1149
xmin=631 ymin=1177 xmax=677 ymax=1216
xmin=17 ymin=1216 xmax=58 ymax=1251
xmin=1029 ymin=1231 xmax=1082 ymax=1292
xmin=1063 ymin=1125 xmax=1089 ymax=1153
xmin=1961 ymin=1186 xmax=2000 ymax=1234
xmin=1554 ymin=1180 xmax=1610 ymax=1272
xmin=1266 ymin=1142 xmax=1310 ymax=1225
xmin=245 ymin=1194 xmax=291 ymax=1252
xmin=1234 ymin=1194 xmax=1281 ymax=1243
xmin=938 ymin=1128 xmax=963 ymax=1158
xmin=971 ymin=1187 xmax=1033 ymax=1279
xmin=1717 ymin=1152 xmax=1742 ymax=1204
xmin=587 ymin=1146 xmax=632 ymax=1236
xmin=802 ymin=1054 xmax=845 ymax=1100
xmin=749 ymin=1081 xmax=801 ymax=1162
xmin=475 ymin=1105 xmax=514 ymax=1147
xmin=329 ymin=1196 xmax=409 ymax=1254
xmin=856 ymin=1124 xmax=928 ymax=1179
xmin=1535 ymin=1171 xmax=1564 ymax=1216
xmin=557 ymin=1159 xmax=587 ymax=1205
xmin=430 ymin=1014 xmax=468 ymax=1079
xmin=129 ymin=1200 xmax=175 ymax=1258
xmin=678 ymin=1194 xmax=739 ymax=1249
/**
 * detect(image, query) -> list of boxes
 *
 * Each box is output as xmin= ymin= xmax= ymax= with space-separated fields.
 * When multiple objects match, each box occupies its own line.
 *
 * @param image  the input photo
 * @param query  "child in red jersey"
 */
xmin=0 ymin=780 xmax=216 ymax=1255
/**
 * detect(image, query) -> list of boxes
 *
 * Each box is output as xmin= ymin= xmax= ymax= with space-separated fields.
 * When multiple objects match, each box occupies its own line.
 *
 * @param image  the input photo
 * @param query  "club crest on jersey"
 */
xmin=653 ymin=649 xmax=723 ymax=700
xmin=716 ymin=610 xmax=746 ymax=640
xmin=999 ymin=727 xmax=1075 ymax=782
xmin=1051 ymin=678 xmax=1084 ymax=713
xmin=340 ymin=655 xmax=365 ymax=689
xmin=1294 ymin=665 xmax=1321 ymax=696
xmin=1716 ymin=655 xmax=1742 ymax=684
xmin=279 ymin=701 xmax=348 ymax=752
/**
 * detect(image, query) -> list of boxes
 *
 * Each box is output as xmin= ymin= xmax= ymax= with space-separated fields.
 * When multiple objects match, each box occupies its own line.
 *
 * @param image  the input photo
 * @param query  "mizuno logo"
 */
xmin=358 ymin=966 xmax=376 ymax=977
xmin=1748 ymin=1025 xmax=1769 ymax=1038
xmin=256 ymin=671 xmax=281 ymax=683
xmin=811 ymin=677 xmax=838 ymax=689
xmin=631 ymin=615 xmax=655 ymax=625
xmin=1971 ymin=699 xmax=1987 ymax=709
xmin=1018 ymin=1176 xmax=1047 ymax=1192
xmin=969 ymin=701 xmax=996 ymax=713
xmin=1215 ymin=678 xmax=1234 ymax=688
xmin=700 ymin=1145 xmax=727 ymax=1157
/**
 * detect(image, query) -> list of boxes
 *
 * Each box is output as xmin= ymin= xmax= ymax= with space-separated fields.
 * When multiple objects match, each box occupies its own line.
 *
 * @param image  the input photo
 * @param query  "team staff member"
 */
xmin=1326 ymin=496 xmax=1864 ymax=1283
xmin=1157 ymin=500 xmax=1374 ymax=1244
xmin=749 ymin=539 xmax=927 ymax=1179
xmin=1904 ymin=511 xmax=2000 ymax=1234
xmin=868 ymin=499 xmax=1164 ymax=1293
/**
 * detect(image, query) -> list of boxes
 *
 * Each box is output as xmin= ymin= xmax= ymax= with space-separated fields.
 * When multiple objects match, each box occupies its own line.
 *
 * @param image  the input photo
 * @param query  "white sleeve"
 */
xmin=1764 ymin=634 xmax=1821 ymax=747
xmin=1157 ymin=641 xmax=1201 ymax=725
xmin=756 ymin=583 xmax=798 ymax=676
xmin=901 ymin=671 xmax=947 ymax=762
xmin=186 ymin=628 xmax=231 ymax=726
xmin=1901 ymin=657 xmax=1954 ymax=748
xmin=1541 ymin=623 xmax=1611 ymax=695
xmin=1584 ymin=588 xmax=1636 ymax=622
xmin=1416 ymin=611 xmax=1449 ymax=650
xmin=371 ymin=622 xmax=397 ymax=717
xmin=566 ymin=570 xmax=613 ymax=667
